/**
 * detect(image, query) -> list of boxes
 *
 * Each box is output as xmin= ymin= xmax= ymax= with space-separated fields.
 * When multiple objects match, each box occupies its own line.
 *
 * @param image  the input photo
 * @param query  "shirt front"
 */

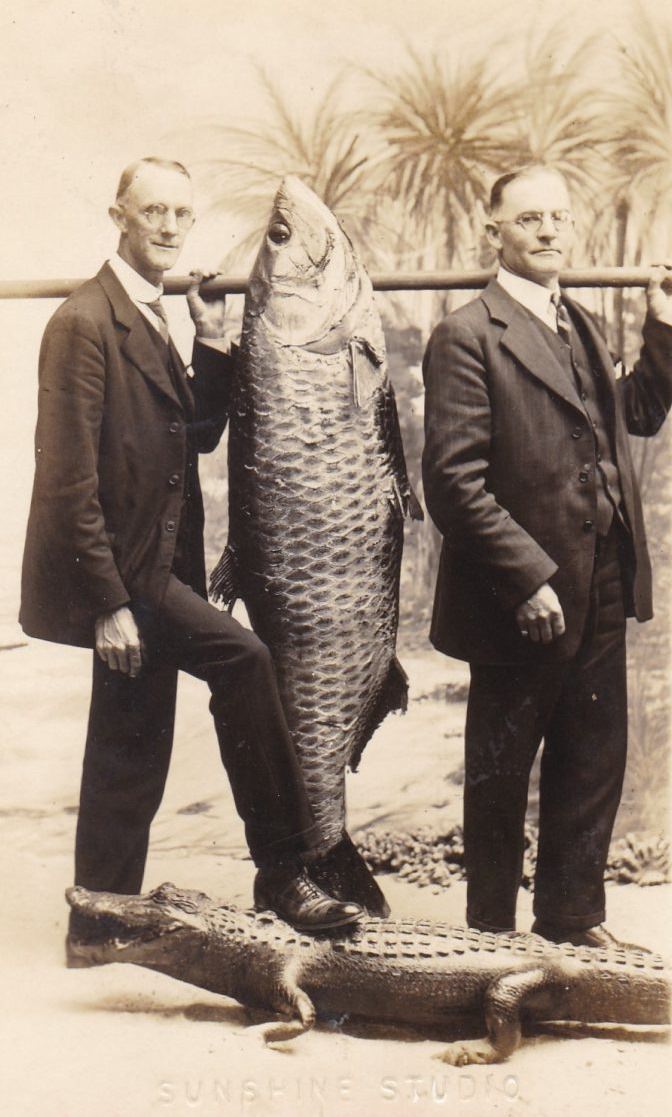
xmin=108 ymin=253 xmax=167 ymax=334
xmin=107 ymin=253 xmax=229 ymax=355
xmin=496 ymin=266 xmax=560 ymax=333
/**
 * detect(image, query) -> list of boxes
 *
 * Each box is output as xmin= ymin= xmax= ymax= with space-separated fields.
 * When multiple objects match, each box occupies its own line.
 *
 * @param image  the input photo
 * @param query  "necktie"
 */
xmin=551 ymin=292 xmax=572 ymax=346
xmin=146 ymin=298 xmax=170 ymax=344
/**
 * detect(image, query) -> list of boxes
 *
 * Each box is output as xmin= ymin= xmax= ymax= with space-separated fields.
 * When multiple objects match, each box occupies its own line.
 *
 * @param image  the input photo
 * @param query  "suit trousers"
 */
xmin=464 ymin=524 xmax=628 ymax=933
xmin=74 ymin=574 xmax=318 ymax=894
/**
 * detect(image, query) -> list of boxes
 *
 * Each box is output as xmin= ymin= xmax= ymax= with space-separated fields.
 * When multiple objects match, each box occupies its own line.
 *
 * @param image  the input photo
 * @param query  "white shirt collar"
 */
xmin=108 ymin=253 xmax=163 ymax=304
xmin=496 ymin=266 xmax=560 ymax=330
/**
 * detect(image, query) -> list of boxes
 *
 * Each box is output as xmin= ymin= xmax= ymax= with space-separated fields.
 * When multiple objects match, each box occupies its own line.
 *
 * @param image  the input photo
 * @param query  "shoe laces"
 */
xmin=291 ymin=872 xmax=330 ymax=906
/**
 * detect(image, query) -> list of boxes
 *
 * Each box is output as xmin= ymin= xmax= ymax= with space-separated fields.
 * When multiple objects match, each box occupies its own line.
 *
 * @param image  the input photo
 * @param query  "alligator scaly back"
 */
xmin=67 ymin=884 xmax=670 ymax=1065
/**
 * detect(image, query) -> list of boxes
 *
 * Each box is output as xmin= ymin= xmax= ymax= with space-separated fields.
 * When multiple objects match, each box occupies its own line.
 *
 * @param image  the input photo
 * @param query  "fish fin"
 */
xmin=208 ymin=544 xmax=239 ymax=610
xmin=407 ymin=487 xmax=424 ymax=521
xmin=389 ymin=479 xmax=405 ymax=519
xmin=350 ymin=339 xmax=384 ymax=408
xmin=349 ymin=656 xmax=409 ymax=772
xmin=378 ymin=381 xmax=424 ymax=520
xmin=390 ymin=477 xmax=424 ymax=522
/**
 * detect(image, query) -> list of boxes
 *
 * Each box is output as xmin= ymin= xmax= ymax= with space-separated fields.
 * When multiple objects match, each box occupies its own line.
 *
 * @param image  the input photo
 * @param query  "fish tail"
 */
xmin=209 ymin=544 xmax=239 ymax=610
xmin=349 ymin=656 xmax=409 ymax=772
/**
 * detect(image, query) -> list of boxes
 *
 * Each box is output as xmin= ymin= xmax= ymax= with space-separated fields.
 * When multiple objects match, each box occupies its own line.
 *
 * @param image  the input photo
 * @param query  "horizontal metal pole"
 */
xmin=0 ymin=267 xmax=657 ymax=300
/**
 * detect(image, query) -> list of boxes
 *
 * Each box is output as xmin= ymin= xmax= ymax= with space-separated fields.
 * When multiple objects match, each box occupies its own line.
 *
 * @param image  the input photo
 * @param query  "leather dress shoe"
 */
xmin=254 ymin=868 xmax=363 ymax=932
xmin=531 ymin=920 xmax=651 ymax=953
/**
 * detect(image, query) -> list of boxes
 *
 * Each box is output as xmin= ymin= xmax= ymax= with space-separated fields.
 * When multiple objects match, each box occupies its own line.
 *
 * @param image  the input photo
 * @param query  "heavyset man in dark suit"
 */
xmin=20 ymin=157 xmax=362 ymax=947
xmin=422 ymin=165 xmax=672 ymax=947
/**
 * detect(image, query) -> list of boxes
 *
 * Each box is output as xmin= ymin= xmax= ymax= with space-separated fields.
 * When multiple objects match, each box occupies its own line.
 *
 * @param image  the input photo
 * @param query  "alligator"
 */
xmin=65 ymin=882 xmax=670 ymax=1064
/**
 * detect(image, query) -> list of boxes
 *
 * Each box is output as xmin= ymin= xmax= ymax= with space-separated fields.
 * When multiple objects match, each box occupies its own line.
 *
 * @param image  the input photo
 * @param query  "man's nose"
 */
xmin=537 ymin=213 xmax=558 ymax=237
xmin=159 ymin=209 xmax=179 ymax=234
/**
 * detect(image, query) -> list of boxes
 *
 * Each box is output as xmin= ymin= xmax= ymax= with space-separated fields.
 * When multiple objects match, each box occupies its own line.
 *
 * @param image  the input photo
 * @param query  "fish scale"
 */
xmin=212 ymin=178 xmax=417 ymax=870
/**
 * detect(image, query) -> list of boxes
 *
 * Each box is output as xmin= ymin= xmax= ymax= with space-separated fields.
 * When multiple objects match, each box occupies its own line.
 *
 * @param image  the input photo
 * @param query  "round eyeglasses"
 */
xmin=492 ymin=210 xmax=574 ymax=233
xmin=139 ymin=204 xmax=195 ymax=230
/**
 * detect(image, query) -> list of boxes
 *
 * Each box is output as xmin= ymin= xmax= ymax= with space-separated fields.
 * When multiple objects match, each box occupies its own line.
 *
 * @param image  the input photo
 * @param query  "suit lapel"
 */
xmin=481 ymin=279 xmax=585 ymax=415
xmin=96 ymin=262 xmax=183 ymax=411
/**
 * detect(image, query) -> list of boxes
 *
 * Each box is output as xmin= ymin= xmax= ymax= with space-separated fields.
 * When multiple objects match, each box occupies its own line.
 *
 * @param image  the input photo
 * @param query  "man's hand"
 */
xmin=95 ymin=606 xmax=144 ymax=677
xmin=646 ymin=265 xmax=672 ymax=326
xmin=186 ymin=268 xmax=227 ymax=339
xmin=515 ymin=583 xmax=565 ymax=645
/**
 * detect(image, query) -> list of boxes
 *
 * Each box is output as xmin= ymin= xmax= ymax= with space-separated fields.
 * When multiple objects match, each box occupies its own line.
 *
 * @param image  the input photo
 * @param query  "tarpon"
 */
xmin=210 ymin=177 xmax=421 ymax=914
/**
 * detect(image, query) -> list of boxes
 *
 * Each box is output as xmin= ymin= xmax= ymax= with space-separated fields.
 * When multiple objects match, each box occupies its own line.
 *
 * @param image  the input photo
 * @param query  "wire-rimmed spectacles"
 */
xmin=491 ymin=210 xmax=574 ymax=233
xmin=139 ymin=204 xmax=195 ymax=230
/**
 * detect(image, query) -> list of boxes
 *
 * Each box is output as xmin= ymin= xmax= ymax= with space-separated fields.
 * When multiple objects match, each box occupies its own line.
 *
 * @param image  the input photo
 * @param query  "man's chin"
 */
xmin=150 ymin=247 xmax=180 ymax=271
xmin=523 ymin=259 xmax=563 ymax=285
xmin=531 ymin=252 xmax=563 ymax=269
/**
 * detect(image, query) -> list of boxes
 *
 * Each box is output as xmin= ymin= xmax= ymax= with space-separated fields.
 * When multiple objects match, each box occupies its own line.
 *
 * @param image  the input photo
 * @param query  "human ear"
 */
xmin=484 ymin=221 xmax=502 ymax=253
xmin=108 ymin=204 xmax=127 ymax=232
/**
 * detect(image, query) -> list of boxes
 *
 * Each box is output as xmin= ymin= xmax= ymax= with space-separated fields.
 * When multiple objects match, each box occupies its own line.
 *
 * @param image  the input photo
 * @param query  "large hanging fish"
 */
xmin=210 ymin=177 xmax=421 ymax=914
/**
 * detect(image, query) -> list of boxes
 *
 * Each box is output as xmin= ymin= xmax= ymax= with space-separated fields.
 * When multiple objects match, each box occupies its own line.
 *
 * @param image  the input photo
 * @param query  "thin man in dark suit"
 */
xmin=20 ymin=157 xmax=362 ymax=951
xmin=422 ymin=164 xmax=672 ymax=948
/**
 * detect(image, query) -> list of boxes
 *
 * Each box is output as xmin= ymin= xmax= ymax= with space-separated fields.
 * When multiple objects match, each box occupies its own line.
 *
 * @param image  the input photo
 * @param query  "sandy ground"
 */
xmin=1 ymin=634 xmax=670 ymax=1117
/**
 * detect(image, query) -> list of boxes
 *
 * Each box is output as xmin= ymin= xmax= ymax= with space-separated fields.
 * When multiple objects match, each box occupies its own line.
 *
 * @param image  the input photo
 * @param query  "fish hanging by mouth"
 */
xmin=210 ymin=177 xmax=422 ymax=914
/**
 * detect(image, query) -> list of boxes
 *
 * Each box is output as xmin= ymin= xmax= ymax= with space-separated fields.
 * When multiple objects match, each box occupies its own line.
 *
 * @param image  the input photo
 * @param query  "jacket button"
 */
xmin=168 ymin=421 xmax=180 ymax=434
xmin=166 ymin=520 xmax=176 ymax=533
xmin=583 ymin=519 xmax=594 ymax=532
xmin=571 ymin=427 xmax=582 ymax=439
xmin=168 ymin=473 xmax=180 ymax=487
xmin=579 ymin=470 xmax=589 ymax=483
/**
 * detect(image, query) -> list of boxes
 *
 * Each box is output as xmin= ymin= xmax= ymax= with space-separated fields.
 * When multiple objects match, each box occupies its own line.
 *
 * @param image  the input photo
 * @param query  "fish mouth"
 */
xmin=268 ymin=207 xmax=335 ymax=276
xmin=247 ymin=175 xmax=364 ymax=345
xmin=270 ymin=175 xmax=341 ymax=271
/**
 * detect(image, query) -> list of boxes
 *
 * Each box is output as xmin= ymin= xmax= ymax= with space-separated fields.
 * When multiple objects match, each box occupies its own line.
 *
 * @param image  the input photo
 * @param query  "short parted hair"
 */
xmin=488 ymin=165 xmax=568 ymax=215
xmin=115 ymin=157 xmax=191 ymax=203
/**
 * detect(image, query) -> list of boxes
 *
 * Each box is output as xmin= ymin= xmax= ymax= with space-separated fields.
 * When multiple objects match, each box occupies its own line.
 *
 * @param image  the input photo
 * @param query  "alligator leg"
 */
xmin=437 ymin=967 xmax=550 ymax=1065
xmin=256 ymin=965 xmax=317 ymax=1047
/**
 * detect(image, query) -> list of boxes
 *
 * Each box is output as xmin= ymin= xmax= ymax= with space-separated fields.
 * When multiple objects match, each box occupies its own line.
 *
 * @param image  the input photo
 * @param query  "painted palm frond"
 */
xmin=182 ymin=69 xmax=391 ymax=271
xmin=360 ymin=47 xmax=523 ymax=263
xmin=510 ymin=21 xmax=610 ymax=260
xmin=604 ymin=7 xmax=672 ymax=260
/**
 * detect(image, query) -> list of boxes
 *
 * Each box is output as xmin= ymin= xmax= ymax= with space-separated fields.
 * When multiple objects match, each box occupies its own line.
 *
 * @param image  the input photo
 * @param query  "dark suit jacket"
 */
xmin=20 ymin=262 xmax=234 ymax=648
xmin=422 ymin=278 xmax=672 ymax=664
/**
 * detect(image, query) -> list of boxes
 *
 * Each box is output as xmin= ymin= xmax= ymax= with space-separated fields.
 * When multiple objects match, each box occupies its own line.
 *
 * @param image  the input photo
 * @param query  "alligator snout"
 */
xmin=65 ymin=885 xmax=89 ymax=909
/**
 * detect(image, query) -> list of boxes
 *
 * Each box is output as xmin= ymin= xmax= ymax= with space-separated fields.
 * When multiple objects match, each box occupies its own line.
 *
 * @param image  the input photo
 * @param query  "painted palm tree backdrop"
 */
xmin=187 ymin=7 xmax=672 ymax=837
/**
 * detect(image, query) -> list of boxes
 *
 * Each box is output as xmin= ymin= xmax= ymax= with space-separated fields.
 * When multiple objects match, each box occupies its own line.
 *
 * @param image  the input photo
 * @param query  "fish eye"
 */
xmin=268 ymin=221 xmax=291 ymax=245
